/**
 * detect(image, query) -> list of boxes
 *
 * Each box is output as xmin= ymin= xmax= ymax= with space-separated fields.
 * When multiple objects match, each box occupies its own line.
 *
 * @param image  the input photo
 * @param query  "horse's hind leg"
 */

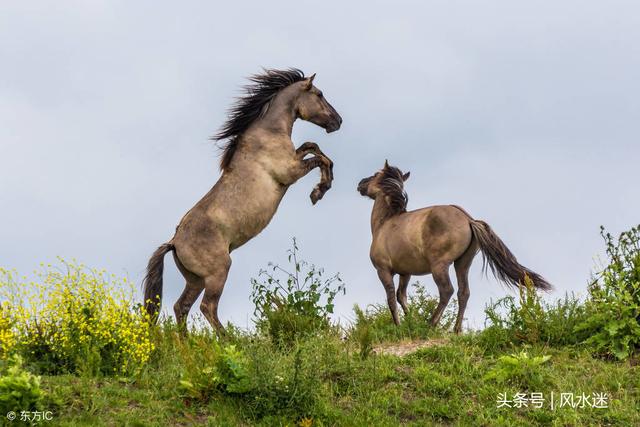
xmin=377 ymin=269 xmax=400 ymax=326
xmin=174 ymin=280 xmax=204 ymax=330
xmin=397 ymin=274 xmax=411 ymax=316
xmin=172 ymin=252 xmax=205 ymax=330
xmin=453 ymin=241 xmax=478 ymax=334
xmin=430 ymin=264 xmax=454 ymax=327
xmin=200 ymin=254 xmax=232 ymax=333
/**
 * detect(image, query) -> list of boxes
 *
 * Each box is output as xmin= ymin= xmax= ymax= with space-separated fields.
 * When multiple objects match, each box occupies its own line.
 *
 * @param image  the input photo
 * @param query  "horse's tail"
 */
xmin=142 ymin=242 xmax=175 ymax=322
xmin=469 ymin=219 xmax=552 ymax=291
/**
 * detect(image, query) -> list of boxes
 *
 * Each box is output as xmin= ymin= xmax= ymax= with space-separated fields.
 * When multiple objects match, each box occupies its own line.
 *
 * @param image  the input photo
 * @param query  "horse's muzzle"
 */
xmin=325 ymin=113 xmax=342 ymax=133
xmin=357 ymin=178 xmax=370 ymax=195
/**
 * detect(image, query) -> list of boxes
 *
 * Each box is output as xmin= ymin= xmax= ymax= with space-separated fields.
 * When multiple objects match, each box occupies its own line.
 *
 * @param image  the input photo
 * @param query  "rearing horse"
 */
xmin=143 ymin=69 xmax=342 ymax=331
xmin=358 ymin=161 xmax=551 ymax=333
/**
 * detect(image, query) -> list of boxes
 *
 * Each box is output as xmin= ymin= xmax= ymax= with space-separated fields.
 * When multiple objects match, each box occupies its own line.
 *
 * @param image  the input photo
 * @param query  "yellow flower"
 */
xmin=0 ymin=260 xmax=154 ymax=373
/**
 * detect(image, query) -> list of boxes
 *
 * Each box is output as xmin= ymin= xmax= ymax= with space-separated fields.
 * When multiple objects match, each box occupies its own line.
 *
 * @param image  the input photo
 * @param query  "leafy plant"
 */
xmin=178 ymin=340 xmax=253 ymax=401
xmin=217 ymin=344 xmax=253 ymax=394
xmin=251 ymin=238 xmax=345 ymax=346
xmin=246 ymin=338 xmax=327 ymax=421
xmin=484 ymin=350 xmax=551 ymax=390
xmin=176 ymin=332 xmax=327 ymax=422
xmin=0 ymin=355 xmax=44 ymax=415
xmin=577 ymin=225 xmax=640 ymax=359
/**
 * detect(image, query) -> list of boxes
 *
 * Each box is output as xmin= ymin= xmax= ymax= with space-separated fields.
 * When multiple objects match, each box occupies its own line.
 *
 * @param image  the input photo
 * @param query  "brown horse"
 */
xmin=357 ymin=161 xmax=551 ymax=333
xmin=143 ymin=68 xmax=342 ymax=331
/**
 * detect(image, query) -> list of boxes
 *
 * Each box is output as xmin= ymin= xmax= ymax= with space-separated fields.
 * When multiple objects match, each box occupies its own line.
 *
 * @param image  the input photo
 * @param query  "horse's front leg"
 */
xmin=295 ymin=142 xmax=334 ymax=204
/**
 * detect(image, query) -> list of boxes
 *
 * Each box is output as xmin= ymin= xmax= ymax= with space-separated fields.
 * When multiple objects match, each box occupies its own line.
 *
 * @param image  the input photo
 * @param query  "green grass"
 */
xmin=29 ymin=321 xmax=639 ymax=427
xmin=4 ymin=225 xmax=639 ymax=426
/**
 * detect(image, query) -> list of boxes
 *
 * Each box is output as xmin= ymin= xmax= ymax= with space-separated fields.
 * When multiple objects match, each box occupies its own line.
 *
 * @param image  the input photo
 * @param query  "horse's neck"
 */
xmin=257 ymin=93 xmax=298 ymax=137
xmin=371 ymin=196 xmax=394 ymax=235
xmin=236 ymin=97 xmax=298 ymax=160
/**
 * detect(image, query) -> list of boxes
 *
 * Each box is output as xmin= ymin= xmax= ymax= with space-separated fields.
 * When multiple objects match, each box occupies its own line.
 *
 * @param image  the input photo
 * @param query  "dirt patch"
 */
xmin=372 ymin=338 xmax=449 ymax=357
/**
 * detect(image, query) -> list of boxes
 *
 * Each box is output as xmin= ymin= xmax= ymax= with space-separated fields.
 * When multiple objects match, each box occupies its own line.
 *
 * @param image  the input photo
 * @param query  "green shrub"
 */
xmin=479 ymin=276 xmax=588 ymax=351
xmin=577 ymin=225 xmax=640 ymax=359
xmin=216 ymin=344 xmax=253 ymax=394
xmin=247 ymin=340 xmax=325 ymax=420
xmin=484 ymin=350 xmax=551 ymax=390
xmin=178 ymin=340 xmax=253 ymax=401
xmin=176 ymin=329 xmax=329 ymax=423
xmin=250 ymin=238 xmax=345 ymax=346
xmin=0 ymin=355 xmax=44 ymax=415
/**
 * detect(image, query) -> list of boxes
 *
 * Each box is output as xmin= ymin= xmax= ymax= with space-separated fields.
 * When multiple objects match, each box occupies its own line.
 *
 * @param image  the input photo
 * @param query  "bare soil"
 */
xmin=372 ymin=338 xmax=449 ymax=357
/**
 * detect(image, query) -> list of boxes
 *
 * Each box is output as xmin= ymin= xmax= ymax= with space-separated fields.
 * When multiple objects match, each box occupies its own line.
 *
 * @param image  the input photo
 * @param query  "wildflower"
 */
xmin=0 ymin=260 xmax=155 ymax=374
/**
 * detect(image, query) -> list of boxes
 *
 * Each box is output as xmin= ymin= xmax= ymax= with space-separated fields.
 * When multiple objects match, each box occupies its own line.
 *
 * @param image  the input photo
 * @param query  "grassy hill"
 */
xmin=1 ymin=226 xmax=639 ymax=426
xmin=33 ymin=326 xmax=639 ymax=426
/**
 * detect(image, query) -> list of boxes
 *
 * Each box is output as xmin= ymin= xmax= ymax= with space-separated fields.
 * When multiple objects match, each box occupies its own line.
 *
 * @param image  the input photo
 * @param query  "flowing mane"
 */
xmin=380 ymin=166 xmax=409 ymax=215
xmin=212 ymin=68 xmax=307 ymax=171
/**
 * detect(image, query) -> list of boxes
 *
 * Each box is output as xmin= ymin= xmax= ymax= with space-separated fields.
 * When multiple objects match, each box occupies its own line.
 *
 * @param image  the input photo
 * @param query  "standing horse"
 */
xmin=357 ymin=161 xmax=551 ymax=333
xmin=143 ymin=68 xmax=342 ymax=331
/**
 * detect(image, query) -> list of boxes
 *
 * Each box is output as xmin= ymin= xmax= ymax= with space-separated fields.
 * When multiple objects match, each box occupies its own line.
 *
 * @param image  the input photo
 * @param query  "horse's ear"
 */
xmin=402 ymin=171 xmax=411 ymax=181
xmin=302 ymin=73 xmax=316 ymax=91
xmin=384 ymin=159 xmax=390 ymax=169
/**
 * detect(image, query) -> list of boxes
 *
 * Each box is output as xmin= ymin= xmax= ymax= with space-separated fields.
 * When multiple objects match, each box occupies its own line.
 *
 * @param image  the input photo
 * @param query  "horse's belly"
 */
xmin=227 ymin=184 xmax=285 ymax=249
xmin=392 ymin=254 xmax=431 ymax=276
xmin=229 ymin=212 xmax=277 ymax=250
xmin=383 ymin=227 xmax=432 ymax=275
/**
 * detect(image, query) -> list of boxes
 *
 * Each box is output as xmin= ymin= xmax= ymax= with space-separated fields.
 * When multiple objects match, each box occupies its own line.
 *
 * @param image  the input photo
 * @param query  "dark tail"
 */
xmin=142 ymin=242 xmax=175 ymax=321
xmin=470 ymin=220 xmax=552 ymax=291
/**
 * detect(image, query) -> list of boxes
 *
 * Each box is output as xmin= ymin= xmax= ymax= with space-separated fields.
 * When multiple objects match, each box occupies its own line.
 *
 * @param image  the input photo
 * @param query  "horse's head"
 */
xmin=358 ymin=160 xmax=410 ymax=199
xmin=295 ymin=74 xmax=342 ymax=133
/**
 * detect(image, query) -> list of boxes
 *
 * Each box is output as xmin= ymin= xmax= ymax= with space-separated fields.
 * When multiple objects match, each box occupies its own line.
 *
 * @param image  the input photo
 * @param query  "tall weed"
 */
xmin=251 ymin=238 xmax=345 ymax=346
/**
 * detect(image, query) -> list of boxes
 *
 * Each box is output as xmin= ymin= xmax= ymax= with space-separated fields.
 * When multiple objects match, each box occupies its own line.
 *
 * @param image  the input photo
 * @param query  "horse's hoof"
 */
xmin=310 ymin=188 xmax=323 ymax=205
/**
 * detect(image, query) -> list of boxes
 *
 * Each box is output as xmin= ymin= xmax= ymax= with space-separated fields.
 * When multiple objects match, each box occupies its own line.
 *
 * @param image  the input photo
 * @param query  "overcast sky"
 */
xmin=1 ymin=1 xmax=638 ymax=330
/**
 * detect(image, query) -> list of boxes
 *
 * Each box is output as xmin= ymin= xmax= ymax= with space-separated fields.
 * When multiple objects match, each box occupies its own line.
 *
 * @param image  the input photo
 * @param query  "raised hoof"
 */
xmin=310 ymin=187 xmax=324 ymax=205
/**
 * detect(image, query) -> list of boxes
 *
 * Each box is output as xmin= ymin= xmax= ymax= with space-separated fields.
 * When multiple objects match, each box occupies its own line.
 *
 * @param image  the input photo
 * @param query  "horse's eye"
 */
xmin=317 ymin=91 xmax=323 ymax=98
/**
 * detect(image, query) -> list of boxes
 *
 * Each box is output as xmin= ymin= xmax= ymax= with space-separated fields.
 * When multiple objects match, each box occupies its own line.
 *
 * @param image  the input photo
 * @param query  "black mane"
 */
xmin=212 ymin=68 xmax=306 ymax=171
xmin=380 ymin=166 xmax=409 ymax=215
